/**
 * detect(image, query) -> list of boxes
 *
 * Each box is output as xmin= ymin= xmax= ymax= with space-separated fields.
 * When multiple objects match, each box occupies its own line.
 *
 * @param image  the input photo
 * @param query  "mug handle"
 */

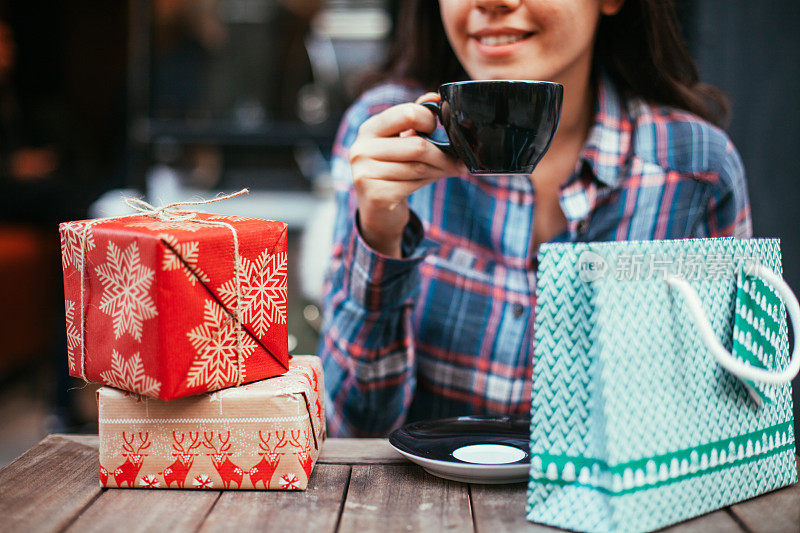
xmin=417 ymin=100 xmax=457 ymax=158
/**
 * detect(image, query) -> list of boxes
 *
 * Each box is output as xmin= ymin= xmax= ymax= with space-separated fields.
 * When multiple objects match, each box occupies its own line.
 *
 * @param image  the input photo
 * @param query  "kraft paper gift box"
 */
xmin=98 ymin=355 xmax=325 ymax=490
xmin=60 ymin=209 xmax=289 ymax=400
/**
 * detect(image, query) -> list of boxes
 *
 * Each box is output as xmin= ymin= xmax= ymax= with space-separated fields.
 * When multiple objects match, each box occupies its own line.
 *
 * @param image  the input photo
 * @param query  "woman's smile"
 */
xmin=470 ymin=27 xmax=537 ymax=58
xmin=439 ymin=0 xmax=619 ymax=82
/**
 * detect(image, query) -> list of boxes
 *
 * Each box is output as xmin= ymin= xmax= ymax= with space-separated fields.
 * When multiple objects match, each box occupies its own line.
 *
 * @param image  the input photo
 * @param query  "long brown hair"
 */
xmin=371 ymin=0 xmax=729 ymax=127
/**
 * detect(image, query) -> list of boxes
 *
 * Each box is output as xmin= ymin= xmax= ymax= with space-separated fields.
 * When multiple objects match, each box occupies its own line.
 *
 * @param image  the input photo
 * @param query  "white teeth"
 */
xmin=478 ymin=34 xmax=526 ymax=46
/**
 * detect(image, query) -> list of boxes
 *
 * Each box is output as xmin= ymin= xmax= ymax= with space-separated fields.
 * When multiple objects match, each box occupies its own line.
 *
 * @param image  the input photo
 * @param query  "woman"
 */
xmin=318 ymin=0 xmax=751 ymax=436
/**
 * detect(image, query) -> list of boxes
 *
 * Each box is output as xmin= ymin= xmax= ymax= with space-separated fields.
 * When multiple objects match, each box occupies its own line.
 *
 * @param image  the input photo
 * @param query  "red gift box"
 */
xmin=60 ymin=209 xmax=289 ymax=399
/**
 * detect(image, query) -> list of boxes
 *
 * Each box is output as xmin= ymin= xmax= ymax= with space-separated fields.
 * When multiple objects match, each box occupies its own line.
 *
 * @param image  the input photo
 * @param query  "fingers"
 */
xmin=358 ymin=102 xmax=438 ymax=138
xmin=351 ymin=136 xmax=466 ymax=179
xmin=415 ymin=92 xmax=440 ymax=105
xmin=355 ymin=173 xmax=439 ymax=205
xmin=402 ymin=96 xmax=438 ymax=137
xmin=354 ymin=171 xmax=439 ymax=215
xmin=352 ymin=159 xmax=447 ymax=183
xmin=350 ymin=136 xmax=450 ymax=167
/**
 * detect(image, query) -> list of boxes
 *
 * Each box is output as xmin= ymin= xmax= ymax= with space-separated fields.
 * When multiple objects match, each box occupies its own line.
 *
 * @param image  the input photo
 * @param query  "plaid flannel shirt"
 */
xmin=318 ymin=74 xmax=752 ymax=437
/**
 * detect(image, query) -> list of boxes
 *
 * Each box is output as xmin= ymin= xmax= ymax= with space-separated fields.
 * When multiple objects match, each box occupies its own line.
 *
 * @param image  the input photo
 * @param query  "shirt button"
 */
xmin=512 ymin=303 xmax=524 ymax=318
xmin=577 ymin=219 xmax=590 ymax=234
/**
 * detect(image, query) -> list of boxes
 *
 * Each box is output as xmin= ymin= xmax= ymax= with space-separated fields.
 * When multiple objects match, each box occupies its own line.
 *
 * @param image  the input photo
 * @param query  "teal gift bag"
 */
xmin=527 ymin=238 xmax=799 ymax=532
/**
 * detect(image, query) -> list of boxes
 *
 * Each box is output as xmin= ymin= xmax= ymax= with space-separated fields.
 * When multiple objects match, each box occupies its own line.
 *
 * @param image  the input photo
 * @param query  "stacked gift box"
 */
xmin=60 ymin=206 xmax=324 ymax=490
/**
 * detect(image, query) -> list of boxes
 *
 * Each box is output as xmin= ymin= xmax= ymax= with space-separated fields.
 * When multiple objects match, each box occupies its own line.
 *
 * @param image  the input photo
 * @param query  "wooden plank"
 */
xmin=66 ymin=489 xmax=219 ymax=532
xmin=199 ymin=464 xmax=350 ymax=532
xmin=318 ymin=438 xmax=405 ymax=464
xmin=60 ymin=434 xmax=99 ymax=448
xmin=660 ymin=511 xmax=744 ymax=532
xmin=339 ymin=465 xmax=472 ymax=532
xmin=470 ymin=482 xmax=560 ymax=532
xmin=0 ymin=434 xmax=101 ymax=532
xmin=727 ymin=454 xmax=800 ymax=533
xmin=472 ymin=481 xmax=744 ymax=533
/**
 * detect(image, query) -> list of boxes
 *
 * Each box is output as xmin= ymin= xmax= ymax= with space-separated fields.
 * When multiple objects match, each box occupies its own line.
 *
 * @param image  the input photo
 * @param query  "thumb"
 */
xmin=415 ymin=92 xmax=440 ymax=105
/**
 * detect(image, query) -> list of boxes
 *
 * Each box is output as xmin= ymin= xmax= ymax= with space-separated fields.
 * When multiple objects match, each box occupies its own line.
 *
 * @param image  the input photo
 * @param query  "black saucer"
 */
xmin=388 ymin=416 xmax=531 ymax=484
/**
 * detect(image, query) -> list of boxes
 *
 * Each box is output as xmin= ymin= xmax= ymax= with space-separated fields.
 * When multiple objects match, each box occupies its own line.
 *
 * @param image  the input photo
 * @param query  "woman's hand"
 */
xmin=349 ymin=93 xmax=465 ymax=257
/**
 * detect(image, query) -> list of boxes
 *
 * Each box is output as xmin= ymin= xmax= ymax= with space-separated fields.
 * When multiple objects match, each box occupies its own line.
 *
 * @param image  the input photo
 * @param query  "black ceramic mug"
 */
xmin=418 ymin=80 xmax=563 ymax=175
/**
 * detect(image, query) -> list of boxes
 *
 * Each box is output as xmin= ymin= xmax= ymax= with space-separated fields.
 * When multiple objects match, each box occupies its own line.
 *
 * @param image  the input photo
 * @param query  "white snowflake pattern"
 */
xmin=94 ymin=241 xmax=158 ymax=341
xmin=127 ymin=219 xmax=207 ymax=232
xmin=160 ymin=235 xmax=210 ymax=285
xmin=185 ymin=300 xmax=257 ymax=391
xmin=99 ymin=350 xmax=162 ymax=396
xmin=60 ymin=221 xmax=95 ymax=269
xmin=139 ymin=474 xmax=160 ymax=488
xmin=192 ymin=474 xmax=214 ymax=488
xmin=279 ymin=473 xmax=300 ymax=490
xmin=64 ymin=300 xmax=81 ymax=372
xmin=217 ymin=250 xmax=287 ymax=337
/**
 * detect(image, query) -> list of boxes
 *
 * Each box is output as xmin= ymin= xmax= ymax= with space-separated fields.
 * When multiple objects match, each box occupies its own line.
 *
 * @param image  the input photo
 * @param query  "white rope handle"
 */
xmin=665 ymin=261 xmax=800 ymax=385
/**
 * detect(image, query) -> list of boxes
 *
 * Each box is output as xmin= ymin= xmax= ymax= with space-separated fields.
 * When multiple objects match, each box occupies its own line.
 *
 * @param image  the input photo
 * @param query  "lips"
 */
xmin=469 ymin=28 xmax=535 ymax=55
xmin=476 ymin=33 xmax=533 ymax=46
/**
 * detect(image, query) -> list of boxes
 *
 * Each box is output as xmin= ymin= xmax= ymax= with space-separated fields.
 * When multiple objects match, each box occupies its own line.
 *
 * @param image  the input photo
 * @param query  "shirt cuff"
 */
xmin=346 ymin=209 xmax=436 ymax=311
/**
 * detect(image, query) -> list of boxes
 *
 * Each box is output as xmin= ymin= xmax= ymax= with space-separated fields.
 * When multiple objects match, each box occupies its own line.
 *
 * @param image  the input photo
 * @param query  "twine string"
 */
xmin=123 ymin=189 xmax=249 ymax=221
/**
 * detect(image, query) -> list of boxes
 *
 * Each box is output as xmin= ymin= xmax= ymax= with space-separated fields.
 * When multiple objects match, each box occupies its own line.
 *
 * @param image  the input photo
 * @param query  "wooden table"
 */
xmin=1 ymin=435 xmax=797 ymax=532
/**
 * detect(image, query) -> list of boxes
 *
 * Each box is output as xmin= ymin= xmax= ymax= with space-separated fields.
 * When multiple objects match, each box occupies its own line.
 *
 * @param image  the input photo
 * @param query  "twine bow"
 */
xmin=77 ymin=188 xmax=251 ymax=390
xmin=122 ymin=189 xmax=249 ymax=221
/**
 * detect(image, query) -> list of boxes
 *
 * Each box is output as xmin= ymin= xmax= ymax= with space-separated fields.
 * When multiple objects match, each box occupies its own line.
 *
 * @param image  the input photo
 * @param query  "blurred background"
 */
xmin=0 ymin=0 xmax=798 ymax=465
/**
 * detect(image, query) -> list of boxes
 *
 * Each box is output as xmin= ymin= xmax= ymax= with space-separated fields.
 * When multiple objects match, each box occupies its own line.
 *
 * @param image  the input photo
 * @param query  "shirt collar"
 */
xmin=578 ymin=72 xmax=633 ymax=188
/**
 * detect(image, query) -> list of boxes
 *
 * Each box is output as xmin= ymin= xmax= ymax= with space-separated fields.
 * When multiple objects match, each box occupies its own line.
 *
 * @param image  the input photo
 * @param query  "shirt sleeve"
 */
xmin=317 ymin=85 xmax=436 ymax=437
xmin=698 ymin=137 xmax=753 ymax=238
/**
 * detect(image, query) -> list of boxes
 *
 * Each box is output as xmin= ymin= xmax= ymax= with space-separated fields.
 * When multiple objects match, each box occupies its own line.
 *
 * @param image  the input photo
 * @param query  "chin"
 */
xmin=469 ymin=70 xmax=544 ymax=82
xmin=467 ymin=64 xmax=552 ymax=82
